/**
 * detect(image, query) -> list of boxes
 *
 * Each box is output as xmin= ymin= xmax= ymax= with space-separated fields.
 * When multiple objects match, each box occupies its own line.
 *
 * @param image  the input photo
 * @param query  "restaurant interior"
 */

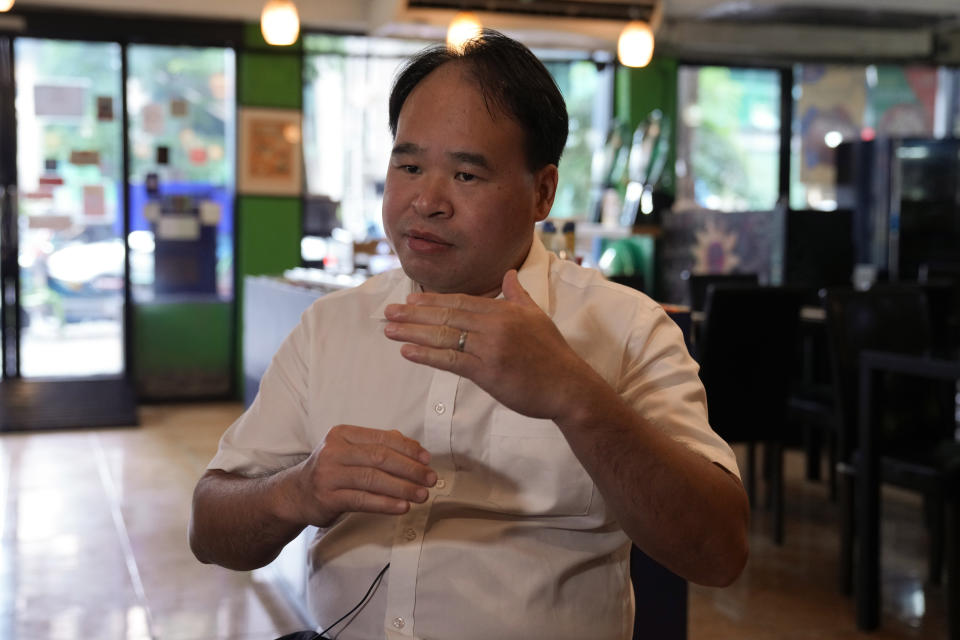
xmin=0 ymin=0 xmax=959 ymax=638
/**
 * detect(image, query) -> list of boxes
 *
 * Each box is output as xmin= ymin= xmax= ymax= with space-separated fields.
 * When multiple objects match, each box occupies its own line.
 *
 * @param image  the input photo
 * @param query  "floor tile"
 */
xmin=0 ymin=403 xmax=952 ymax=639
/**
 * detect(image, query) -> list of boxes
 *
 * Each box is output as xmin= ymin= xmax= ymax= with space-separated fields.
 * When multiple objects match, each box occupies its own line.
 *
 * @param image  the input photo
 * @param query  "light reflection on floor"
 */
xmin=0 ymin=403 xmax=304 ymax=640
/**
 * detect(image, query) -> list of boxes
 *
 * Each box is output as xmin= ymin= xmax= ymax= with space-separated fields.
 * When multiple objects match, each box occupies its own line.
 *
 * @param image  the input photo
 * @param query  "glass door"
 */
xmin=13 ymin=38 xmax=126 ymax=378
xmin=125 ymin=44 xmax=236 ymax=398
xmin=126 ymin=44 xmax=235 ymax=303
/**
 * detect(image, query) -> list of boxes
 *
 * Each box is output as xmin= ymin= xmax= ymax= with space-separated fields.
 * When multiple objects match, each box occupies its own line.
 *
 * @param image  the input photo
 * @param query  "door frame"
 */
xmin=0 ymin=9 xmax=245 ymax=389
xmin=0 ymin=34 xmax=20 ymax=378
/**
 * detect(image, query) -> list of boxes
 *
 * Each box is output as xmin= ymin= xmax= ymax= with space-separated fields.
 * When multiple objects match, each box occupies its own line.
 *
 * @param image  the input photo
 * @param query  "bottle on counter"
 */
xmin=540 ymin=220 xmax=557 ymax=251
xmin=562 ymin=222 xmax=576 ymax=258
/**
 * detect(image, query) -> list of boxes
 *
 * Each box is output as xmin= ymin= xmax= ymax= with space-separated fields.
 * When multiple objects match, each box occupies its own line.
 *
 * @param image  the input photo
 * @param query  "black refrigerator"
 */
xmin=835 ymin=137 xmax=960 ymax=280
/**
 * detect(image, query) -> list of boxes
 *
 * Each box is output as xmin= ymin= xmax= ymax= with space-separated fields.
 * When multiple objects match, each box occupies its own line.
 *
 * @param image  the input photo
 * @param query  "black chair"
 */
xmin=683 ymin=272 xmax=759 ymax=312
xmin=696 ymin=283 xmax=805 ymax=544
xmin=824 ymin=287 xmax=960 ymax=637
xmin=786 ymin=289 xmax=841 ymax=497
xmin=631 ymin=546 xmax=687 ymax=640
xmin=918 ymin=267 xmax=960 ymax=356
xmin=607 ymin=273 xmax=646 ymax=293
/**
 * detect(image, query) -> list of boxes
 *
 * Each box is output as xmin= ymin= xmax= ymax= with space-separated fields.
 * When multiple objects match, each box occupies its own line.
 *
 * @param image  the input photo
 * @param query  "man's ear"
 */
xmin=532 ymin=164 xmax=559 ymax=223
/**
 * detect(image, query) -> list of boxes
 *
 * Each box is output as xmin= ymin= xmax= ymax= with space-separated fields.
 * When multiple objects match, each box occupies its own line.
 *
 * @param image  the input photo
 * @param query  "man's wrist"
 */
xmin=553 ymin=368 xmax=623 ymax=433
xmin=265 ymin=464 xmax=309 ymax=528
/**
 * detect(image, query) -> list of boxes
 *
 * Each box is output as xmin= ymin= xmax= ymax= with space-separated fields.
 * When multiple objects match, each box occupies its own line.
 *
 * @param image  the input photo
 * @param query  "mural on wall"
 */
xmin=658 ymin=208 xmax=785 ymax=304
xmin=691 ymin=219 xmax=740 ymax=273
xmin=796 ymin=66 xmax=866 ymax=200
xmin=793 ymin=64 xmax=939 ymax=210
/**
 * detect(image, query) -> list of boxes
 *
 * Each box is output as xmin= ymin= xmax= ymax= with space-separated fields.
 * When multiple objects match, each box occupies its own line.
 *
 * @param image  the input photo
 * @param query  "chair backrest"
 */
xmin=919 ymin=263 xmax=960 ymax=355
xmin=697 ymin=284 xmax=805 ymax=443
xmin=607 ymin=273 xmax=646 ymax=293
xmin=915 ymin=279 xmax=959 ymax=355
xmin=824 ymin=285 xmax=942 ymax=459
xmin=686 ymin=273 xmax=759 ymax=312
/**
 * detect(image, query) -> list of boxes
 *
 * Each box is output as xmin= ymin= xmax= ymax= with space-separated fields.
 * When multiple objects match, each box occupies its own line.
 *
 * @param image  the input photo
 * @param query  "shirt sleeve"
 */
xmin=207 ymin=308 xmax=315 ymax=476
xmin=619 ymin=302 xmax=741 ymax=480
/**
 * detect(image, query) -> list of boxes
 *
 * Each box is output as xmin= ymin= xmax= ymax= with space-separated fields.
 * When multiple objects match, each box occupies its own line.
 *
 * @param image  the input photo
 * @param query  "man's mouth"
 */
xmin=405 ymin=230 xmax=454 ymax=251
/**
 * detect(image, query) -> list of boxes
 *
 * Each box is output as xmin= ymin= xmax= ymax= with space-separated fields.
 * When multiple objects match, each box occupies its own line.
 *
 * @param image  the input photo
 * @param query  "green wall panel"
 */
xmin=237 ymin=195 xmax=302 ymax=278
xmin=234 ymin=22 xmax=305 ymax=396
xmin=615 ymin=58 xmax=678 ymax=196
xmin=134 ymin=301 xmax=233 ymax=398
xmin=239 ymin=52 xmax=302 ymax=108
xmin=235 ymin=195 xmax=302 ymax=392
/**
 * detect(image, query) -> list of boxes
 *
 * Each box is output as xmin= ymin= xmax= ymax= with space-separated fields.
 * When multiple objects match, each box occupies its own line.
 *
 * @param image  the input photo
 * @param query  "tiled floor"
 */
xmin=0 ymin=403 xmax=949 ymax=639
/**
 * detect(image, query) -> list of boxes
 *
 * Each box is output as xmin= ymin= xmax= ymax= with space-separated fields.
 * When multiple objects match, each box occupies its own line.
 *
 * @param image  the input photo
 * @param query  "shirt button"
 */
xmin=392 ymin=617 xmax=405 ymax=629
xmin=434 ymin=402 xmax=445 ymax=414
xmin=435 ymin=478 xmax=447 ymax=489
xmin=404 ymin=527 xmax=418 ymax=541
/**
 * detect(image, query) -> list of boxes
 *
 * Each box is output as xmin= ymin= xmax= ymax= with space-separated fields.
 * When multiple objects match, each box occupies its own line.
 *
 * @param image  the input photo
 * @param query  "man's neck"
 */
xmin=417 ymin=282 xmax=502 ymax=298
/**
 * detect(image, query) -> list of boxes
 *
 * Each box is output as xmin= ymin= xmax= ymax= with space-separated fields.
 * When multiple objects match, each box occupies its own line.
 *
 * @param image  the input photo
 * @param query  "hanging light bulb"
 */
xmin=0 ymin=0 xmax=14 ymax=12
xmin=618 ymin=20 xmax=654 ymax=68
xmin=447 ymin=12 xmax=482 ymax=51
xmin=261 ymin=0 xmax=300 ymax=47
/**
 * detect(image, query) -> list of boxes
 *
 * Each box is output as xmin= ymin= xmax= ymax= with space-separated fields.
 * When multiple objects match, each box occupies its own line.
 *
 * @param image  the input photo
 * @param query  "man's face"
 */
xmin=382 ymin=62 xmax=557 ymax=296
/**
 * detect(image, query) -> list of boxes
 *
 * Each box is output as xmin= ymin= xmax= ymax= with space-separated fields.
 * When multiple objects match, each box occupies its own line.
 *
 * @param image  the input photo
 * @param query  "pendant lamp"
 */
xmin=261 ymin=0 xmax=300 ymax=47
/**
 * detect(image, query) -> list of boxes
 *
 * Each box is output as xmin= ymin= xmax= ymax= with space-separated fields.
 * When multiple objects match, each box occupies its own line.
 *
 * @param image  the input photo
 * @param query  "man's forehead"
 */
xmin=400 ymin=62 xmax=505 ymax=123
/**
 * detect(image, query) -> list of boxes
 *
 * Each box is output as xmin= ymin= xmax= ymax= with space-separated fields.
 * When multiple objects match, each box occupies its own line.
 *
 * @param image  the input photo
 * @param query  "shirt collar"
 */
xmin=513 ymin=235 xmax=551 ymax=312
xmin=371 ymin=235 xmax=552 ymax=319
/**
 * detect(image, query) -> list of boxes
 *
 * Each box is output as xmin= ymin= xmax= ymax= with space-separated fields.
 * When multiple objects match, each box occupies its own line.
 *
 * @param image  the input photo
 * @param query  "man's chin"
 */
xmin=400 ymin=264 xmax=499 ymax=297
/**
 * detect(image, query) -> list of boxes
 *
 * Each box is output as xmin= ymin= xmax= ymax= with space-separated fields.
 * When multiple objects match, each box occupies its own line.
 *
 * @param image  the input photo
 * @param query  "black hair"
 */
xmin=388 ymin=29 xmax=569 ymax=171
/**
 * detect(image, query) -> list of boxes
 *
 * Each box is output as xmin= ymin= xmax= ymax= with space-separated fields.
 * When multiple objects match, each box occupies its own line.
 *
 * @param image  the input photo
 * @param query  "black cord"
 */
xmin=314 ymin=563 xmax=391 ymax=640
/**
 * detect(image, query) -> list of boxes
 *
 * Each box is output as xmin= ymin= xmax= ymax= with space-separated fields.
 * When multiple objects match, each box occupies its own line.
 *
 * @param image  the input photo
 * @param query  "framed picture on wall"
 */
xmin=238 ymin=107 xmax=303 ymax=196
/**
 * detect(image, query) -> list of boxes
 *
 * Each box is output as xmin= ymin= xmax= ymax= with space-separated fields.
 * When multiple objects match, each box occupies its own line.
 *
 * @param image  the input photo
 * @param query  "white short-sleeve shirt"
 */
xmin=208 ymin=238 xmax=739 ymax=640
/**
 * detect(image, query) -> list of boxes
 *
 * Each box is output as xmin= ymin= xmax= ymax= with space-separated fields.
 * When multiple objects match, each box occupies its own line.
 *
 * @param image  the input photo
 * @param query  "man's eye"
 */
xmin=455 ymin=172 xmax=476 ymax=182
xmin=402 ymin=165 xmax=420 ymax=174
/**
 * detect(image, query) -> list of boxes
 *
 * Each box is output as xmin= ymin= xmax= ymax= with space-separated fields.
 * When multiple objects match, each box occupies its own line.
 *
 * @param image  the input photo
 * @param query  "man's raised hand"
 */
xmin=383 ymin=270 xmax=600 ymax=422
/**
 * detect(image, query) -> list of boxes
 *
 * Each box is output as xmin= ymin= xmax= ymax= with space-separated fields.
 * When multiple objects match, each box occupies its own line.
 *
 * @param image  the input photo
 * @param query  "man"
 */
xmin=190 ymin=30 xmax=748 ymax=640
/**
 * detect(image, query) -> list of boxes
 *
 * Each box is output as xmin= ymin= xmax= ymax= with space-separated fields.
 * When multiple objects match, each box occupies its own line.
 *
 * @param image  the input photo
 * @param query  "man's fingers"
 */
xmin=384 ymin=320 xmax=464 ymax=351
xmin=384 ymin=301 xmax=483 ymax=331
xmin=399 ymin=343 xmax=478 ymax=378
xmin=334 ymin=466 xmax=431 ymax=503
xmin=335 ymin=424 xmax=430 ymax=464
xmin=332 ymin=489 xmax=412 ymax=516
xmin=336 ymin=442 xmax=437 ymax=488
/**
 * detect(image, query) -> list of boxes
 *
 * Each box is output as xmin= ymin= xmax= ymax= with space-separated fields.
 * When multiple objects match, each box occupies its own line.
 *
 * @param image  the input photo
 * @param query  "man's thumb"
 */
xmin=502 ymin=270 xmax=533 ymax=305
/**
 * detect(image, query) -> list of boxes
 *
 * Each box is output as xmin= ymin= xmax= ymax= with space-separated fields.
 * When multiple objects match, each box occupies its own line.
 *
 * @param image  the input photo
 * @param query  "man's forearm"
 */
xmin=189 ymin=468 xmax=306 ymax=571
xmin=555 ymin=373 xmax=749 ymax=587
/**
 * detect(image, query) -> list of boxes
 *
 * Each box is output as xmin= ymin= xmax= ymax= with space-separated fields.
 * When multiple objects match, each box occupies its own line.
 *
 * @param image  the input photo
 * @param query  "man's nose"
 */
xmin=411 ymin=176 xmax=453 ymax=218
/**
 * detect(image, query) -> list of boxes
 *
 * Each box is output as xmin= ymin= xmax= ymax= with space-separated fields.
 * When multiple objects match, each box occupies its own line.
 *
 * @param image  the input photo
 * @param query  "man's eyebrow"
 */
xmin=391 ymin=142 xmax=422 ymax=156
xmin=391 ymin=144 xmax=491 ymax=170
xmin=448 ymin=150 xmax=491 ymax=170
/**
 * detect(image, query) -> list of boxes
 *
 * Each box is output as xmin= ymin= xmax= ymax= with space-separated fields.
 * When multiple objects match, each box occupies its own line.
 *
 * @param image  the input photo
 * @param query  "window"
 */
xmin=302 ymin=35 xmax=428 ymax=241
xmin=301 ymin=35 xmax=613 ymax=246
xmin=543 ymin=55 xmax=613 ymax=219
xmin=675 ymin=66 xmax=782 ymax=212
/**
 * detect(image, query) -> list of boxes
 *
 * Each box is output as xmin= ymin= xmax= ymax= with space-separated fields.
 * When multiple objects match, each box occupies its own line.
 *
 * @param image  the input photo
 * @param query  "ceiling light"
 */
xmin=618 ymin=21 xmax=654 ymax=68
xmin=261 ymin=0 xmax=300 ymax=47
xmin=447 ymin=11 xmax=482 ymax=51
xmin=824 ymin=131 xmax=843 ymax=149
xmin=0 ymin=0 xmax=14 ymax=11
